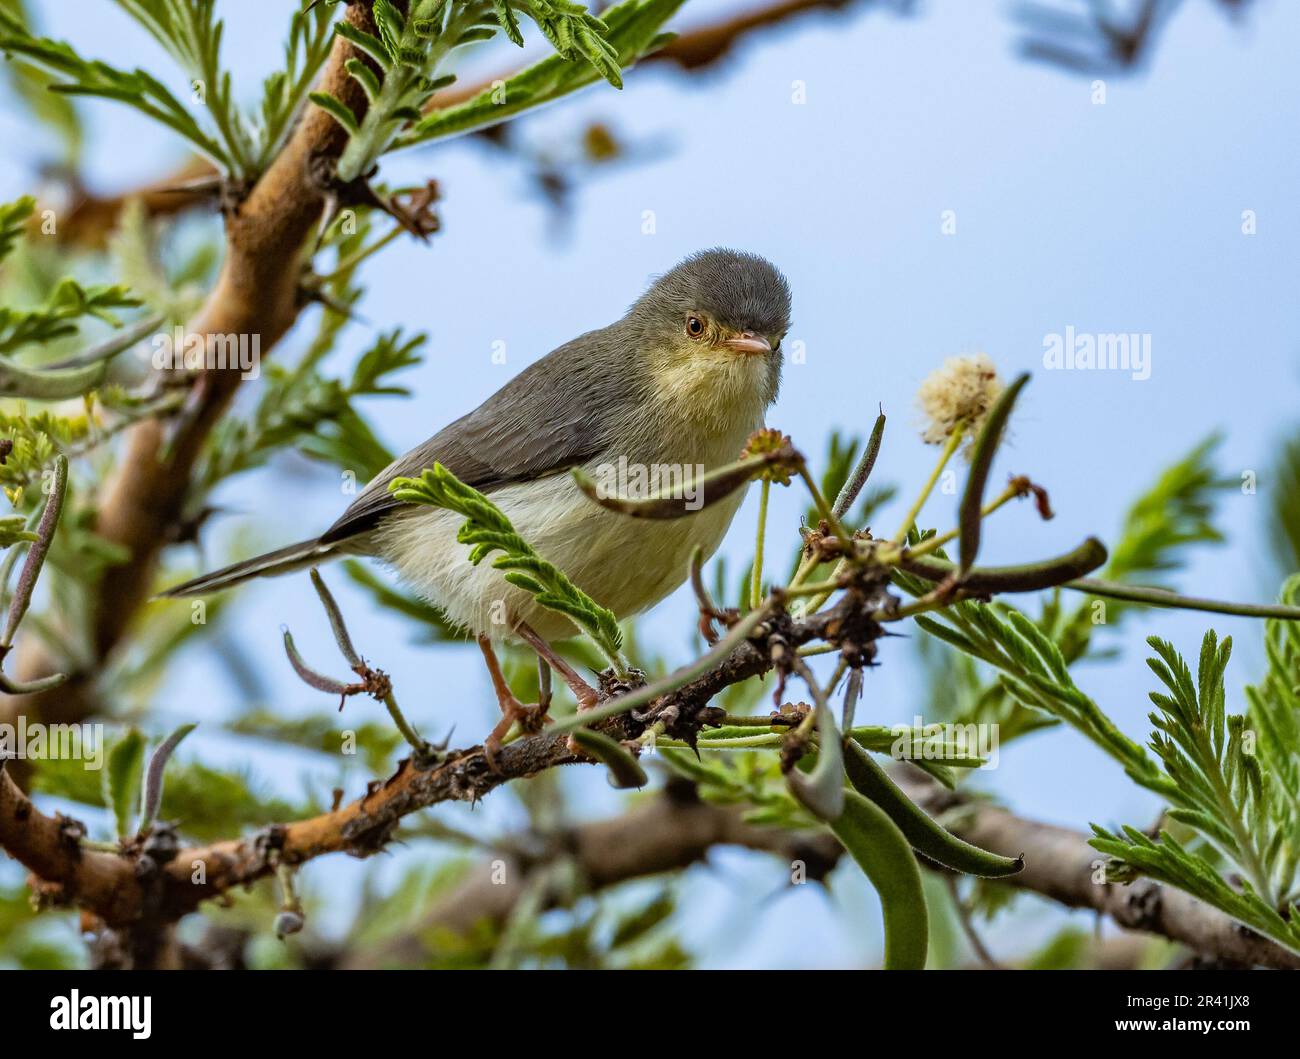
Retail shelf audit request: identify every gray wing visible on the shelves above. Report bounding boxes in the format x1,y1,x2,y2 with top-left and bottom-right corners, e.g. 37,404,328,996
320,326,636,544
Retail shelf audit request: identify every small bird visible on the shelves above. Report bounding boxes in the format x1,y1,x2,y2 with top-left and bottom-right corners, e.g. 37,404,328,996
164,249,791,758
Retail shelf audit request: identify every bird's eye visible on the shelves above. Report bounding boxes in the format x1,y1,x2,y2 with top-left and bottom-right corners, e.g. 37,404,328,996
685,315,705,339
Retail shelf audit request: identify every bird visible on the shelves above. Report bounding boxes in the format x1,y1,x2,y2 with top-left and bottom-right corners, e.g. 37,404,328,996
163,248,792,761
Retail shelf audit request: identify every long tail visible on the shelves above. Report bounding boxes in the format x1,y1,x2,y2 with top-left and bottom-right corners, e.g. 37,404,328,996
158,538,339,598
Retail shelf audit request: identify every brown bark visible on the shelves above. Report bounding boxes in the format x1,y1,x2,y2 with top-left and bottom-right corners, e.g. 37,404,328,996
0,760,142,925
39,156,216,251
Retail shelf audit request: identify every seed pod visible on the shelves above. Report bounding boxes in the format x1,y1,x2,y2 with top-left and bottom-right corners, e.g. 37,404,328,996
830,790,928,970
844,740,1023,878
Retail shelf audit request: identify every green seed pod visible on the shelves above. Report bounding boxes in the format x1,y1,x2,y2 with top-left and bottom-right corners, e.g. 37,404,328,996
830,790,928,970
0,356,112,400
571,728,647,789
844,740,1023,878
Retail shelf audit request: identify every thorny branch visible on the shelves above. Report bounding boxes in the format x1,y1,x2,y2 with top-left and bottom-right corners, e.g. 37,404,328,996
5,560,1300,969
7,715,1299,968
0,590,869,927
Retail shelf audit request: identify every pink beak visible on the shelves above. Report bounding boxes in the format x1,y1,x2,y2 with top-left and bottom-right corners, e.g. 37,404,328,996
722,331,772,355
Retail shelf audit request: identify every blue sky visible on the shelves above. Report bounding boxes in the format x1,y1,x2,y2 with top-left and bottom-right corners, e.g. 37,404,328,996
3,0,1298,966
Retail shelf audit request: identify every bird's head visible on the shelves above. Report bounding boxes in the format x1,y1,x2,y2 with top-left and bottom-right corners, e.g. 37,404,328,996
628,248,791,410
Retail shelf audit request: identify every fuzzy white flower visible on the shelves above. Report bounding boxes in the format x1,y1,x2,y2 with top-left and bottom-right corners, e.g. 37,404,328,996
916,353,1005,455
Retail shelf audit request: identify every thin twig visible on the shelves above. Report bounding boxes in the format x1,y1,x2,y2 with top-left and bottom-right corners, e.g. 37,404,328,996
1064,579,1300,621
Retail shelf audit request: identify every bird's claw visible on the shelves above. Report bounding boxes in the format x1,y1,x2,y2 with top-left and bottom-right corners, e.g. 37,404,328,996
482,698,552,774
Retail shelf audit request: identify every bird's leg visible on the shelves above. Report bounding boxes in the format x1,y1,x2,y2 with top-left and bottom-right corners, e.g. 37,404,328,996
514,622,600,712
476,635,548,771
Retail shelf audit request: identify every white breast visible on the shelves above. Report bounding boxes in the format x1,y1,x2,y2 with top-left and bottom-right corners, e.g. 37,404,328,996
372,409,764,643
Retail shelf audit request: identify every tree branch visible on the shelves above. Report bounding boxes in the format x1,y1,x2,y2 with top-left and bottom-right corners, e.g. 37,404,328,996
1,2,383,742
8,673,1300,968
895,767,1300,971
341,763,1300,970
644,0,860,70
359,765,1300,970
0,759,143,925
0,595,855,931
38,157,216,250
343,779,841,967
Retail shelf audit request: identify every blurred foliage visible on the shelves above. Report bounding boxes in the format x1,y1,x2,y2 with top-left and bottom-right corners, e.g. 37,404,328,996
198,321,421,492
0,0,82,164
0,883,82,969
1268,432,1300,579
31,751,312,843
227,708,404,776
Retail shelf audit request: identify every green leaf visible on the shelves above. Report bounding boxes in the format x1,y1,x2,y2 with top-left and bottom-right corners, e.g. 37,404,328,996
403,0,686,147
198,319,417,490
0,6,238,169
0,196,35,263
256,0,337,165
102,728,145,840
912,433,1234,759
571,728,647,788
1268,434,1300,577
372,0,406,60
784,698,844,822
345,57,382,102
1090,826,1300,957
309,90,360,134
0,516,35,548
0,1,81,162
1103,433,1228,588
493,0,525,46
334,21,392,70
